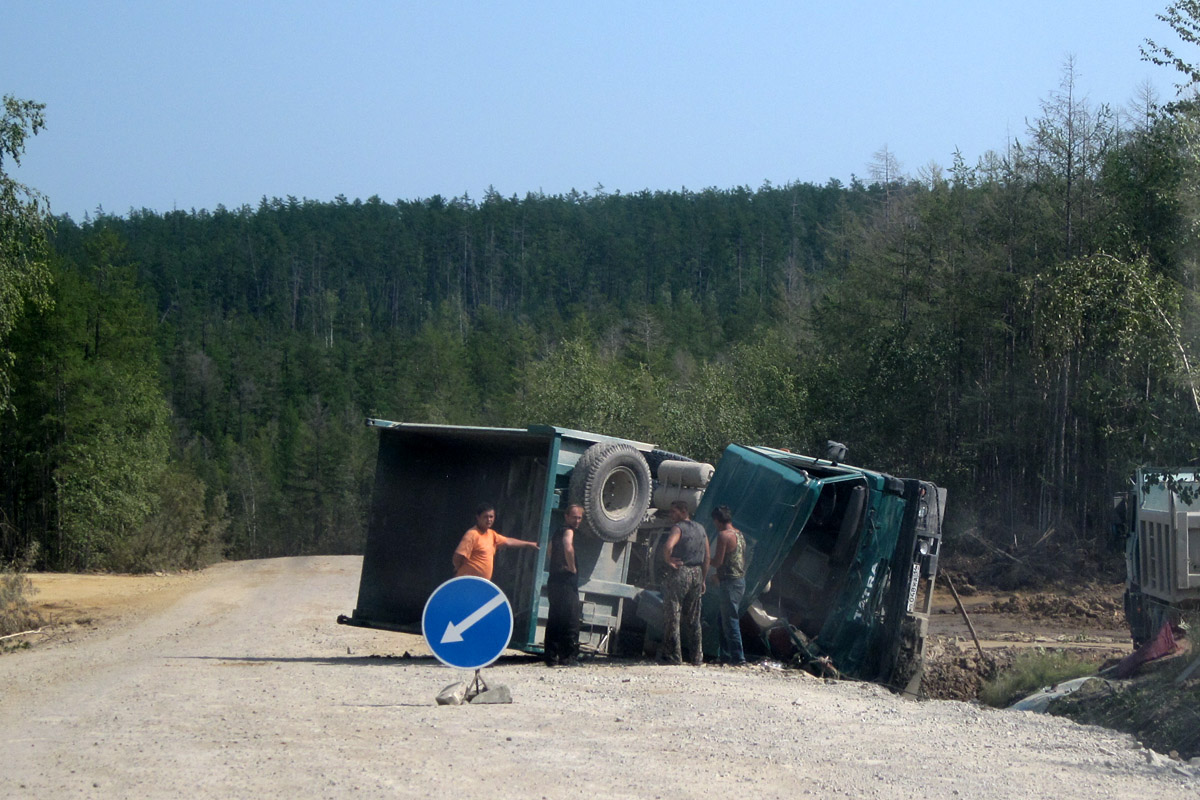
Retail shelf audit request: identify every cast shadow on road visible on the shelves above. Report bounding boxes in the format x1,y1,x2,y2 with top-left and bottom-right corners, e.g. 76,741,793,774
173,653,657,668
172,653,551,667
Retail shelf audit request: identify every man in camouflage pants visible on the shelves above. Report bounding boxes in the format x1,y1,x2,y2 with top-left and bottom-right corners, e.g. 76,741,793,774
658,501,710,665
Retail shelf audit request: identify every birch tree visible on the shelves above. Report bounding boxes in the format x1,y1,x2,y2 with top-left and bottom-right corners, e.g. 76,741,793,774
0,96,52,412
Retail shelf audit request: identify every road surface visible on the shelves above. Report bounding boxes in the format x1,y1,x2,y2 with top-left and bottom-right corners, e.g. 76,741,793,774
1,557,1195,798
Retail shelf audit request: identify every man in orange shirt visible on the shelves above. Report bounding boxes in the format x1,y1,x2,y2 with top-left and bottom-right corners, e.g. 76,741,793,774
452,503,539,580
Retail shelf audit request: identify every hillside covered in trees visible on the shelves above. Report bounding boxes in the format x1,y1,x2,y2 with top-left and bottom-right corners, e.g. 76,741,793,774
6,51,1200,581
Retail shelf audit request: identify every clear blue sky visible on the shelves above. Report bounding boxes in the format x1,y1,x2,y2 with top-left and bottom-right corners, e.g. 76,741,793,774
1,1,1185,221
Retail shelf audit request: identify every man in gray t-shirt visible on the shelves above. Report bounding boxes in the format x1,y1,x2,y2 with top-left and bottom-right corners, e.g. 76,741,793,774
659,501,710,665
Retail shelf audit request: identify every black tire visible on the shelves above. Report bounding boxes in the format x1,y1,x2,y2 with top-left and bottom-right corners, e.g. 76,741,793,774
569,443,652,542
889,616,926,697
1124,589,1151,647
644,448,696,478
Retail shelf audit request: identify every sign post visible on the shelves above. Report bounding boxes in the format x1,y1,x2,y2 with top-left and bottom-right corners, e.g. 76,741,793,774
422,576,514,696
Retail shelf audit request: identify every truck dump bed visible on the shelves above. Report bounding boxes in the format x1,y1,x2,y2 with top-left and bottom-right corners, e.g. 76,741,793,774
340,421,649,653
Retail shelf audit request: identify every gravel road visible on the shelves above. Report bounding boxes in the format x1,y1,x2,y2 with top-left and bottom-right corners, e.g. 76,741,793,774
1,556,1196,799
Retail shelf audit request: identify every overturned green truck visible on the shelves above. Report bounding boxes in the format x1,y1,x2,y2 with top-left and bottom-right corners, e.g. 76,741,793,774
338,421,946,694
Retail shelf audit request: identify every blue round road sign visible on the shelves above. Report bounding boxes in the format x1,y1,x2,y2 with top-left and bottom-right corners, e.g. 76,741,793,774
422,576,514,669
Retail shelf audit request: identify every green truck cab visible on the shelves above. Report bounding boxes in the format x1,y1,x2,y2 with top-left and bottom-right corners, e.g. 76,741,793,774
338,421,945,693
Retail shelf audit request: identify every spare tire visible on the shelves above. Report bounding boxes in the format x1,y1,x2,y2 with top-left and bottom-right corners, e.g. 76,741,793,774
644,448,696,478
569,443,652,542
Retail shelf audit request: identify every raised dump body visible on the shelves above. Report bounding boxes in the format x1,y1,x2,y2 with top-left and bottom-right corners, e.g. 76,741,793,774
338,421,652,653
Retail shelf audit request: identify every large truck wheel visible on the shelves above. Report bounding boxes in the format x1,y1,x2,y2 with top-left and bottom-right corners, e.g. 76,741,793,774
889,615,926,697
569,443,652,542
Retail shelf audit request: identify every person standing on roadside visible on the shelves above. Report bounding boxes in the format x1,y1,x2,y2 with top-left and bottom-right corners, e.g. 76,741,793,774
544,504,584,667
452,503,538,580
709,505,747,665
659,501,709,665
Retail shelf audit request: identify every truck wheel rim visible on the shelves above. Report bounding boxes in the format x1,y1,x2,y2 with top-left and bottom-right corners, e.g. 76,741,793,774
601,466,638,520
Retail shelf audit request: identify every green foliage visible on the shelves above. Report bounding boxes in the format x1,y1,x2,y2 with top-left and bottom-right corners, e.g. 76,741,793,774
0,95,53,412
718,335,809,450
520,331,806,464
979,649,1097,708
54,368,170,568
655,360,754,462
466,305,536,424
2,233,172,569
521,337,650,438
272,399,372,556
52,312,172,568
400,303,478,424
1143,1,1200,103
1100,114,1187,273
1029,254,1177,366
106,464,227,573
1024,253,1199,532
8,76,1200,573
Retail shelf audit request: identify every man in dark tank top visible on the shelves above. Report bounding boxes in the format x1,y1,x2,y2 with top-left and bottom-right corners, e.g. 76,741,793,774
658,501,710,665
544,504,584,666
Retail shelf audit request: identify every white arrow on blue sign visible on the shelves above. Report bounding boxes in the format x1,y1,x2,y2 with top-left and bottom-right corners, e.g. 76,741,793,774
422,576,514,669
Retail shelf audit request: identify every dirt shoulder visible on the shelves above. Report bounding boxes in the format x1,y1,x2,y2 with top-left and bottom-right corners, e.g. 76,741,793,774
3,570,206,651
923,579,1132,701
27,571,204,623
928,580,1130,644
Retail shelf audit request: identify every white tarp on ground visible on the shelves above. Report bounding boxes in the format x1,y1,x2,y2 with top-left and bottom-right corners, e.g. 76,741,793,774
1010,676,1100,713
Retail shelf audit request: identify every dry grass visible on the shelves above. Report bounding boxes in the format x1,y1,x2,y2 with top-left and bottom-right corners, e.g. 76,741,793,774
1,543,44,639
979,648,1097,708
1,569,42,638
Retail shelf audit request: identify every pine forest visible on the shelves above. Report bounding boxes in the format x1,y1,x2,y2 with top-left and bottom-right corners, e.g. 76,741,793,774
6,54,1200,585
